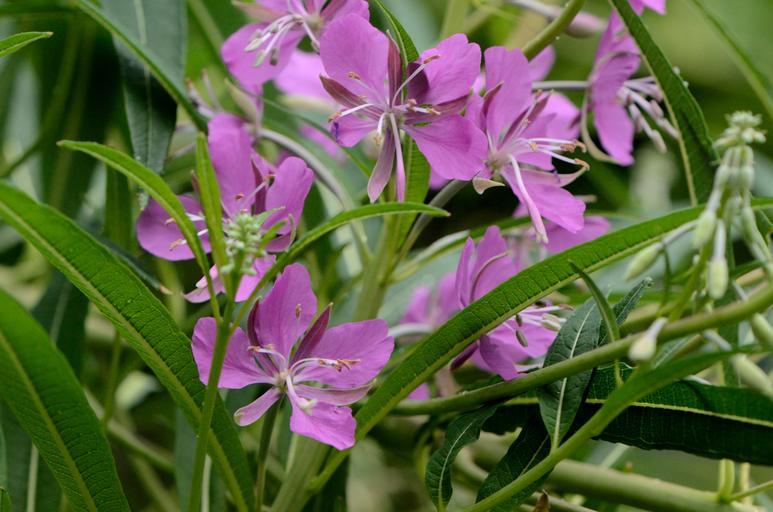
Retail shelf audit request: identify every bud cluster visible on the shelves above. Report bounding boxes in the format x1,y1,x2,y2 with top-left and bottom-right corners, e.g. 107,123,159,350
221,211,273,276
692,112,770,300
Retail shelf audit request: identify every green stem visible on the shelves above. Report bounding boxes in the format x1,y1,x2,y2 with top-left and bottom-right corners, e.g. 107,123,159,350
439,0,471,39
270,437,329,512
464,350,726,512
717,459,736,501
547,460,758,512
390,284,773,416
522,0,586,59
728,480,773,502
353,217,394,320
100,332,123,426
255,402,279,510
188,300,235,512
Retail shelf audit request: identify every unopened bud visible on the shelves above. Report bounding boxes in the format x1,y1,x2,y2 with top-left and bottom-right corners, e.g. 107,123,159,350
738,165,754,191
707,258,729,300
692,210,717,248
731,355,773,397
715,162,733,189
628,317,667,363
540,314,564,332
750,314,773,350
625,244,661,281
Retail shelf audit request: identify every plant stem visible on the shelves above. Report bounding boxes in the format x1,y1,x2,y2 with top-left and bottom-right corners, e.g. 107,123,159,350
547,460,759,512
188,300,235,512
100,332,123,426
532,80,589,90
717,459,736,501
463,350,729,512
255,402,279,510
728,480,773,502
522,0,586,59
270,437,329,512
390,284,773,416
440,0,471,39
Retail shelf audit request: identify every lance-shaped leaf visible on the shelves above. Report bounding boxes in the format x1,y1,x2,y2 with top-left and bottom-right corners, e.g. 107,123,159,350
350,199,773,452
0,183,254,512
537,299,602,450
0,32,51,58
0,289,129,511
609,0,718,204
425,405,500,511
101,0,184,172
476,418,551,512
485,365,773,465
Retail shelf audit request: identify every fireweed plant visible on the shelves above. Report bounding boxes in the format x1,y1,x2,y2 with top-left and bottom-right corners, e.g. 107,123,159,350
0,0,771,511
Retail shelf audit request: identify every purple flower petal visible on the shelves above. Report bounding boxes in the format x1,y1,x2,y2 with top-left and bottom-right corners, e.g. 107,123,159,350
136,196,209,261
294,319,393,388
234,388,282,426
405,115,486,181
546,216,610,253
594,100,636,166
254,263,317,358
289,400,355,450
207,113,258,216
401,285,431,325
275,51,329,100
483,46,532,142
295,384,370,406
192,318,273,388
222,23,302,94
410,34,481,106
184,256,275,304
320,14,389,102
264,156,314,252
407,384,431,401
528,46,555,82
321,0,369,22
367,130,395,202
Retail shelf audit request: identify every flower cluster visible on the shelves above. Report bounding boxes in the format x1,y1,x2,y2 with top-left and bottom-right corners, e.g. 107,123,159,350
132,0,681,449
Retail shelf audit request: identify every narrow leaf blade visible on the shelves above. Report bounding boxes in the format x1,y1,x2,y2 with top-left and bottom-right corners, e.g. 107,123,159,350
0,290,129,511
0,32,51,58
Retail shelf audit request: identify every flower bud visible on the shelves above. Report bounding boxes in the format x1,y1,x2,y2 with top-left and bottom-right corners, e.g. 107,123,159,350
707,258,729,300
625,244,661,281
628,317,667,363
738,165,755,192
750,314,773,350
731,355,773,397
715,162,733,189
692,210,716,248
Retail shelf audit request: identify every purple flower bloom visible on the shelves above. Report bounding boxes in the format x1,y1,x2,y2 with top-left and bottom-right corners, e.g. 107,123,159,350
136,113,313,302
319,15,486,201
586,14,676,165
544,215,610,253
629,0,666,15
222,0,368,94
465,46,587,244
192,263,393,450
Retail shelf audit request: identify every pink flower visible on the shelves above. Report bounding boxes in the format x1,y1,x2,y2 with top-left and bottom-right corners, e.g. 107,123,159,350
629,0,666,15
466,46,587,244
222,0,368,94
586,14,676,165
192,264,393,450
136,113,313,302
319,15,486,201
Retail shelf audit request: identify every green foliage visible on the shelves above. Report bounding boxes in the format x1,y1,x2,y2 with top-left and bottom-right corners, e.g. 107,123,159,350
609,0,719,204
537,299,603,449
0,32,51,58
425,405,500,511
102,0,184,172
0,183,254,512
0,289,129,511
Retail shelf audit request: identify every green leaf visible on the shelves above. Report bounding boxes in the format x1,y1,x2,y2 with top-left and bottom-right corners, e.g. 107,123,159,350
352,199,773,446
475,418,551,511
425,405,500,511
277,202,448,271
687,0,773,120
486,365,773,465
0,289,129,511
59,141,211,275
371,0,419,63
537,300,602,449
73,0,204,130
0,487,9,512
0,32,51,58
609,0,718,204
570,263,619,342
599,278,651,345
0,183,254,512
102,0,184,171
194,133,227,278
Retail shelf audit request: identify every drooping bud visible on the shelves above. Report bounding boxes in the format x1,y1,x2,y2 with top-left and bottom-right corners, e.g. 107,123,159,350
692,210,717,249
628,317,667,363
731,355,773,397
750,314,773,350
707,258,729,300
625,244,662,281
